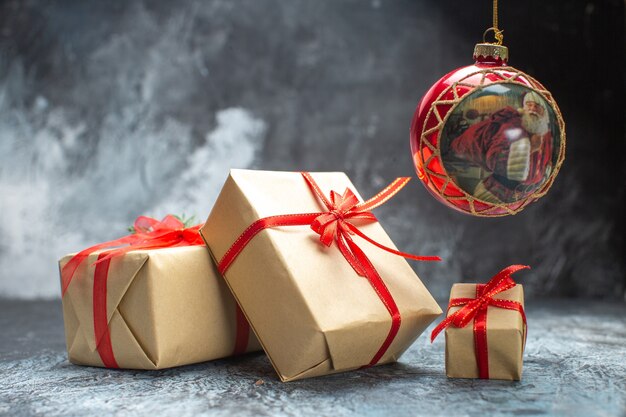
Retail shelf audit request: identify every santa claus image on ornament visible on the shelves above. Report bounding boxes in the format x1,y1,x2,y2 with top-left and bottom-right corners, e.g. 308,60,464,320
440,84,559,204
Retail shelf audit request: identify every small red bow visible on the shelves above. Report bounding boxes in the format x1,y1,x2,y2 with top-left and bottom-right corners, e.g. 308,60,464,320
430,264,529,379
303,173,440,277
61,215,204,295
310,187,375,247
431,265,528,341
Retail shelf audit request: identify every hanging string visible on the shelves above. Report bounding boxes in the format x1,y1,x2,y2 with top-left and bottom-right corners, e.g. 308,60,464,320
493,0,499,33
483,0,505,45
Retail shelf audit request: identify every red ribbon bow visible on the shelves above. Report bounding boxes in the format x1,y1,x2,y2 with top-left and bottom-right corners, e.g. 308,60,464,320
218,172,441,368
430,264,529,379
306,175,439,277
60,215,210,368
61,215,204,295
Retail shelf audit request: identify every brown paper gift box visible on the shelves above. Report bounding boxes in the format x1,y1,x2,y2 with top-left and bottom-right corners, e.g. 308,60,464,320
59,245,261,369
445,283,526,380
200,169,442,381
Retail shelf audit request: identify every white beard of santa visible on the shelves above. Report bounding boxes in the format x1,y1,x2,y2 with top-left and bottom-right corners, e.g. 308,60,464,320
521,110,550,136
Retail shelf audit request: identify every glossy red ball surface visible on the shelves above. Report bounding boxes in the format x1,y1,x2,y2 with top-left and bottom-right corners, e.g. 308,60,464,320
409,58,565,216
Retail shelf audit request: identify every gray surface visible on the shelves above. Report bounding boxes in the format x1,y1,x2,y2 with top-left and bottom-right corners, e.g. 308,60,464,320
1,299,625,417
0,0,624,300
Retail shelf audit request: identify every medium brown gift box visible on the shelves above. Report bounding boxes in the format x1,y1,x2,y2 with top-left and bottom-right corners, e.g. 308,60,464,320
445,283,526,380
201,169,442,382
59,246,261,369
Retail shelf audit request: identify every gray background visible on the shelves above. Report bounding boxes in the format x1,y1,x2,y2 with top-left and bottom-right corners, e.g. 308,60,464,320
0,0,623,300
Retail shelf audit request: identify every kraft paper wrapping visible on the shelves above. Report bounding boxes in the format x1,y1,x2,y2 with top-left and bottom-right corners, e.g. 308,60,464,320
445,283,526,380
59,245,261,370
201,169,442,382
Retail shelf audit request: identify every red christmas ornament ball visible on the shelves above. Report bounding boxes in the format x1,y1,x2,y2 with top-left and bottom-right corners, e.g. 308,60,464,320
410,43,565,216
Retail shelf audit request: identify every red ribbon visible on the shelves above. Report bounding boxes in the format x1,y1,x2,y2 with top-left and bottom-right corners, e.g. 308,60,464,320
60,215,250,368
218,172,441,367
430,265,529,379
92,253,118,368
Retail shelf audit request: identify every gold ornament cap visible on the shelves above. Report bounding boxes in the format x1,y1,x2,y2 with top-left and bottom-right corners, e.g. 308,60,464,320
473,43,509,63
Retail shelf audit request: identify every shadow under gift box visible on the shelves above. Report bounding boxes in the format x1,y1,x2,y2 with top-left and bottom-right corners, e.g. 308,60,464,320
445,283,526,380
201,169,442,382
59,246,261,369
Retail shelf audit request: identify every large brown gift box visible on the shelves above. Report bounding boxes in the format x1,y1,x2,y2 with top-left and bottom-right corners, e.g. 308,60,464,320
201,169,442,382
59,246,261,369
445,283,526,380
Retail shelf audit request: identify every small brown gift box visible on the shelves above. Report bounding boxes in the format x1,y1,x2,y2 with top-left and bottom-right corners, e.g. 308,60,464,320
201,169,442,381
445,283,526,380
59,246,261,369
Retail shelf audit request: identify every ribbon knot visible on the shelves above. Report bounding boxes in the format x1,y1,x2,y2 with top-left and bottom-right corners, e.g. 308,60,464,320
310,188,370,247
300,176,440,279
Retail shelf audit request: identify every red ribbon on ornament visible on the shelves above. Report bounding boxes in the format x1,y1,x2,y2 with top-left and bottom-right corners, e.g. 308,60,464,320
218,172,441,367
430,264,529,379
60,215,250,368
